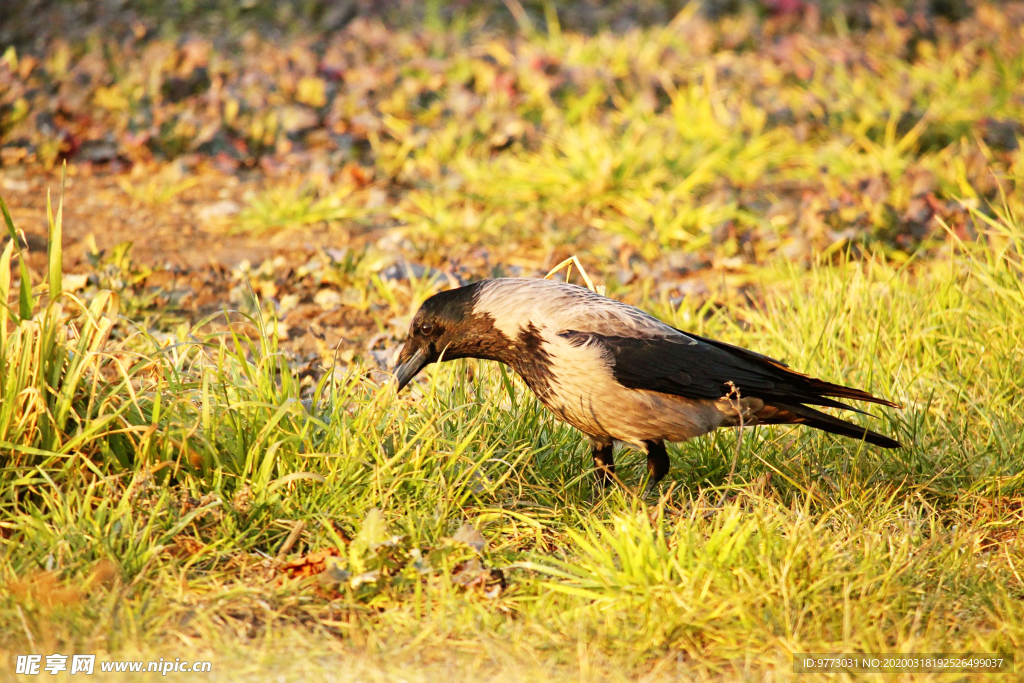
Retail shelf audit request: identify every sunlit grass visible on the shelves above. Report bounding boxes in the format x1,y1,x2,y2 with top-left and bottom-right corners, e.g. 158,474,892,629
2,181,1023,679
2,5,1024,679
236,183,369,235
117,169,204,207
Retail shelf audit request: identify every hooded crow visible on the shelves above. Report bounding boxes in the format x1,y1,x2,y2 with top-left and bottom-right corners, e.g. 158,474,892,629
393,278,901,489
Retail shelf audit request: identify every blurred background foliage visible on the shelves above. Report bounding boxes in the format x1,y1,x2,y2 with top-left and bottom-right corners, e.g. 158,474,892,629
1,0,986,47
2,0,1022,359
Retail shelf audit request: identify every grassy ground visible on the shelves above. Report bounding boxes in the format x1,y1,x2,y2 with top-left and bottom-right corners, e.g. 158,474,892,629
2,2,1024,681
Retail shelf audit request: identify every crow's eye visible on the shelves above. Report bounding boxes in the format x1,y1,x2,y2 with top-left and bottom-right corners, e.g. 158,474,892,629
419,321,435,336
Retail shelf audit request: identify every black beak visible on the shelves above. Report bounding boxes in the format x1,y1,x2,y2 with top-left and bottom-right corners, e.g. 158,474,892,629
393,345,430,392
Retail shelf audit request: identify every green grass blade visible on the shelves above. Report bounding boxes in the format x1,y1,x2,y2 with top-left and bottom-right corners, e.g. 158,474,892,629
0,192,33,320
0,237,12,339
46,167,65,303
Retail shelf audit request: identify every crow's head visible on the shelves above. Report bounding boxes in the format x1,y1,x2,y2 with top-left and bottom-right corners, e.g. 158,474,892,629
393,282,504,391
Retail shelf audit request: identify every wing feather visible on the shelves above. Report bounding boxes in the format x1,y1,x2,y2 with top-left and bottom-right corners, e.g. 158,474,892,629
559,329,897,412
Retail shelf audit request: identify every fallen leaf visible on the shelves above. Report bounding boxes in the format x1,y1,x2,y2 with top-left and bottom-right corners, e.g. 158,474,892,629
281,548,342,579
451,523,487,552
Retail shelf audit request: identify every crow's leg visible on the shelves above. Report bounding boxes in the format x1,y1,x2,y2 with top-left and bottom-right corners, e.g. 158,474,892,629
643,440,670,494
589,437,616,487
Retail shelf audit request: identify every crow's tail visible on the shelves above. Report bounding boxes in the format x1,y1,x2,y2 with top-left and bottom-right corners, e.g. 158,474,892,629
762,402,902,449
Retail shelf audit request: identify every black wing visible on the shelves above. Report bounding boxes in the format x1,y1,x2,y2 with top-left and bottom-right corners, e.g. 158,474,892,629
558,329,898,413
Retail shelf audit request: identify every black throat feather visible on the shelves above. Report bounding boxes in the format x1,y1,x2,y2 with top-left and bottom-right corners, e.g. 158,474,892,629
510,322,555,393
421,281,557,393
